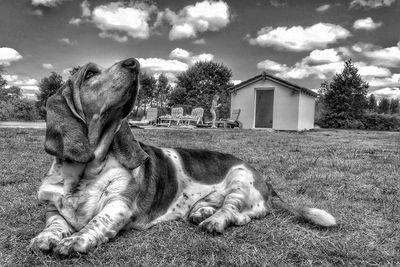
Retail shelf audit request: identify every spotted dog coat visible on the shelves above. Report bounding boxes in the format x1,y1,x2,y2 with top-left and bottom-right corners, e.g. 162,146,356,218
30,59,336,257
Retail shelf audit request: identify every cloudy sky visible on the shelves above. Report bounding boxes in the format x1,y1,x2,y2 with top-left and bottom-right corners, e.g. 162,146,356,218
1,0,399,99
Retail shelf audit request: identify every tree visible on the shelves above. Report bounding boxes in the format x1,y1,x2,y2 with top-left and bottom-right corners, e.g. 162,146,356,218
390,98,399,114
0,86,22,101
368,94,377,112
320,59,369,120
155,74,171,109
36,72,64,118
378,98,390,114
168,87,187,107
171,61,233,118
138,72,157,108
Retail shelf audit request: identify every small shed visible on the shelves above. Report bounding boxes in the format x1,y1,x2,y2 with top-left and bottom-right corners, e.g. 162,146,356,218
230,72,318,131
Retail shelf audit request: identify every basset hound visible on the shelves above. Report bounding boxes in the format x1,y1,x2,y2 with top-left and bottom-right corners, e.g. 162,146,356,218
29,58,336,256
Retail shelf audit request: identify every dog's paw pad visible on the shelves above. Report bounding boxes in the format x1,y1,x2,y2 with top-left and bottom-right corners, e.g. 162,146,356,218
53,236,90,257
199,217,226,235
29,232,61,253
189,207,216,225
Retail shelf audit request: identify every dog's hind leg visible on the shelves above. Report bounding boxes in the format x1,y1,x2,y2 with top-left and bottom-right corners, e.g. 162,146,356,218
198,177,255,234
188,191,225,225
198,186,251,234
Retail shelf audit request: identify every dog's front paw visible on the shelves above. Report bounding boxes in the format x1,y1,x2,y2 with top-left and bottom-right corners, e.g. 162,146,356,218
199,216,227,235
29,231,62,253
53,235,91,257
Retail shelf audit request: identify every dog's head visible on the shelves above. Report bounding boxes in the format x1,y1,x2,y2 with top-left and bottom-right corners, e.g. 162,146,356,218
45,58,146,166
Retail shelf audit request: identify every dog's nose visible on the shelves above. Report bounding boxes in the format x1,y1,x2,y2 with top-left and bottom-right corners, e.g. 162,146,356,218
122,58,139,70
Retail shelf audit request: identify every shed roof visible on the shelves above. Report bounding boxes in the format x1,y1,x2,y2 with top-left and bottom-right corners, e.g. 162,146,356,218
230,72,319,98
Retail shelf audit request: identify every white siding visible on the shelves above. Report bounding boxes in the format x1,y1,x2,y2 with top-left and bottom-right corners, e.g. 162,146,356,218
297,93,315,130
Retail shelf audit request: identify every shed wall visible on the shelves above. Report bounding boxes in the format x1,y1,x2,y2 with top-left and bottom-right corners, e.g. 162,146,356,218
297,93,315,130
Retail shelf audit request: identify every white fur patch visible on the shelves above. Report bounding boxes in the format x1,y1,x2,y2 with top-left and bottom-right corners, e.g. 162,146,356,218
302,208,336,227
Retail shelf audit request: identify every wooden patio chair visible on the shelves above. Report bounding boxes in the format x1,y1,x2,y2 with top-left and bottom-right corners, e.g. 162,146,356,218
215,108,241,128
128,107,158,127
158,107,183,127
145,107,158,125
180,107,204,125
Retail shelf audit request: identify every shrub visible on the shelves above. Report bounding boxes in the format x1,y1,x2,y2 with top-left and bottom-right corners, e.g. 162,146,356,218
361,113,400,131
316,112,400,131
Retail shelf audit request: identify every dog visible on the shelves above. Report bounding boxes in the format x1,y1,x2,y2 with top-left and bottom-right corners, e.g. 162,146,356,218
29,58,336,257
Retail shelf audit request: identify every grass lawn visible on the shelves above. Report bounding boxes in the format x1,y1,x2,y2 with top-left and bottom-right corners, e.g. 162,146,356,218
0,127,399,266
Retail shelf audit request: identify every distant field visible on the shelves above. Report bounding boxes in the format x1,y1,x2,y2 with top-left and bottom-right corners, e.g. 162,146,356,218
0,128,399,266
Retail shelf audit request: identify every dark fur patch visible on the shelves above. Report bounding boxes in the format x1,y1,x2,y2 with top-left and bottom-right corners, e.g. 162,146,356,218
131,144,179,222
111,120,149,170
174,148,243,184
45,87,93,163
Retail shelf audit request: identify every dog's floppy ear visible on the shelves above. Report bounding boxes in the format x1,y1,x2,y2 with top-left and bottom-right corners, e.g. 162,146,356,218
111,119,148,169
44,82,94,163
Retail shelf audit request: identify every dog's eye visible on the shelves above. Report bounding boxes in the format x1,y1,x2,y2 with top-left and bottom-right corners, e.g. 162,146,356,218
85,70,97,80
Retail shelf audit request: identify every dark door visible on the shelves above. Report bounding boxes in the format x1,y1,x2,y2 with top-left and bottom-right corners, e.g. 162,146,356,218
255,90,274,128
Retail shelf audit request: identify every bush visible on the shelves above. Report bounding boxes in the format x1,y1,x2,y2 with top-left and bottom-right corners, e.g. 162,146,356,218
0,98,40,121
316,112,400,131
361,113,400,131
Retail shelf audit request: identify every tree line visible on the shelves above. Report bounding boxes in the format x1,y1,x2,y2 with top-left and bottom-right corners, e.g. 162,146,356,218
0,61,233,121
1,59,399,131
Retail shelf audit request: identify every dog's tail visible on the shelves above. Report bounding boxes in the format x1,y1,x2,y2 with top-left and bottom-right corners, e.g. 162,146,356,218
267,182,336,227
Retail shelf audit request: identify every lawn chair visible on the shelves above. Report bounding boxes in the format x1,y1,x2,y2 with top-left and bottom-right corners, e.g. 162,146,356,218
180,107,204,125
145,107,158,125
128,107,158,127
215,108,241,128
158,107,183,127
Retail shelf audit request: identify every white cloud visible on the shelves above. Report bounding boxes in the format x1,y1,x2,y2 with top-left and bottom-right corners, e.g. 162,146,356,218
367,73,400,87
270,0,287,8
0,47,23,66
165,0,231,40
138,48,214,78
193,38,206,44
351,42,379,53
231,80,242,85
256,43,392,82
169,48,214,64
3,74,39,91
303,48,343,64
353,17,382,30
31,0,69,7
191,53,214,63
257,59,289,72
349,0,396,9
91,2,158,41
169,48,191,60
357,65,391,77
316,4,330,12
98,32,128,43
248,23,351,51
59,38,77,45
69,18,82,25
42,63,54,70
137,58,188,73
370,87,400,99
81,0,91,17
29,9,43,16
359,43,400,67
